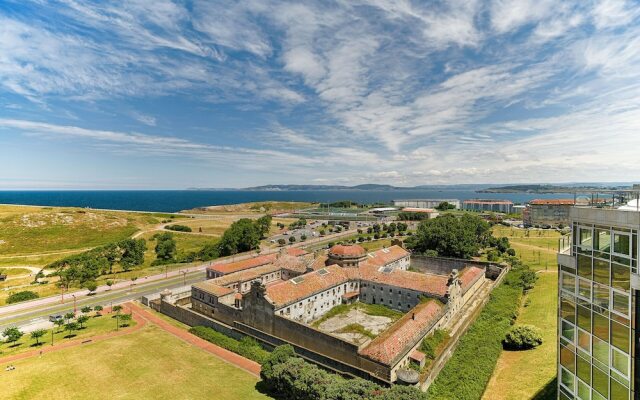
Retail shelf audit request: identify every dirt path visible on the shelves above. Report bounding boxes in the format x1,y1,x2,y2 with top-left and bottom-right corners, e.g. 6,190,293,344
128,302,262,377
0,305,146,365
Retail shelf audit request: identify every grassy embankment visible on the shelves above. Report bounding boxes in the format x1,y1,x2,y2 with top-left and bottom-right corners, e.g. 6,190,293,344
1,324,271,400
481,225,561,400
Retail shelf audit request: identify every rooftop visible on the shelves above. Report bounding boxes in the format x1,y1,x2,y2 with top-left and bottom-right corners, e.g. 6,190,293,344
213,263,282,287
329,244,366,257
208,254,276,275
401,207,437,213
458,266,485,293
529,199,575,205
359,263,449,297
366,245,410,267
359,300,443,365
463,199,513,205
192,280,235,297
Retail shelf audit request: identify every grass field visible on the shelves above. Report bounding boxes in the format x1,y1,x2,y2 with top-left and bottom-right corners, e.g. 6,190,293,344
482,226,561,399
1,324,271,400
0,311,135,358
0,205,162,256
182,201,315,214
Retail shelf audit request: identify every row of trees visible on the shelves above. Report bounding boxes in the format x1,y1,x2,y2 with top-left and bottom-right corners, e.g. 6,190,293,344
261,345,428,400
49,239,147,289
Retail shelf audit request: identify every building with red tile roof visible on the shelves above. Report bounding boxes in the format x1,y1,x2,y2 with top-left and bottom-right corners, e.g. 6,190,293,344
459,266,485,294
366,246,410,270
359,300,444,366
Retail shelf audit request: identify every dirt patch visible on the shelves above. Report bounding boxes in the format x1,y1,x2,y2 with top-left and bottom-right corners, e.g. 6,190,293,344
317,308,393,345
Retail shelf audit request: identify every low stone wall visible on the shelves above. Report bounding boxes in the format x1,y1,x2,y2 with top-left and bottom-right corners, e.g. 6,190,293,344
158,301,244,341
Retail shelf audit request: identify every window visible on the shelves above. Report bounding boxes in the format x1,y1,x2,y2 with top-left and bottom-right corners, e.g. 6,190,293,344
562,320,575,342
611,348,629,377
610,377,629,400
577,305,591,332
611,263,630,291
593,283,609,309
576,355,591,385
578,279,591,300
577,380,591,400
577,255,592,279
577,329,591,353
580,228,593,248
560,367,575,393
595,229,611,253
562,299,576,323
592,336,609,366
592,366,609,399
593,312,609,342
561,272,576,293
613,233,631,256
593,259,610,285
612,290,630,317
611,320,629,352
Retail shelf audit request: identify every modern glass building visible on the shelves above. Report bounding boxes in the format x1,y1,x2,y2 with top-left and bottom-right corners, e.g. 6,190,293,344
558,206,639,400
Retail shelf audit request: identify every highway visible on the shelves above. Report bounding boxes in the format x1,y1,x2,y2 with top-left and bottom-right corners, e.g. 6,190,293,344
0,269,206,331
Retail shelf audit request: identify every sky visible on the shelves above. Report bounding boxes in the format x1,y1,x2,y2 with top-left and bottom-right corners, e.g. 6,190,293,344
1,0,640,189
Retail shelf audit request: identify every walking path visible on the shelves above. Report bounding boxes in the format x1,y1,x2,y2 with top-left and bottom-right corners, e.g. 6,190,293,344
128,302,262,377
0,305,145,364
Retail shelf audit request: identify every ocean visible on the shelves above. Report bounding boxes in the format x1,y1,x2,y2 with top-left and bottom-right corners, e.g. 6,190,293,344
0,190,568,213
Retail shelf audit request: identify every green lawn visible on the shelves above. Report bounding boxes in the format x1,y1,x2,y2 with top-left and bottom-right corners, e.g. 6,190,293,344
481,225,560,399
312,302,403,327
2,324,270,400
0,311,135,358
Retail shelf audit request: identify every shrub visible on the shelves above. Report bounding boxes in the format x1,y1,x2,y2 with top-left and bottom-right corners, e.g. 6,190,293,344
420,329,448,360
7,290,39,304
165,224,192,232
189,326,269,364
506,248,516,257
487,249,500,262
503,325,543,350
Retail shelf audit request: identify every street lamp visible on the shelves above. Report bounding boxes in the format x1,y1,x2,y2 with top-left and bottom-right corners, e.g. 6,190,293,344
51,328,54,346
181,270,187,286
72,294,77,315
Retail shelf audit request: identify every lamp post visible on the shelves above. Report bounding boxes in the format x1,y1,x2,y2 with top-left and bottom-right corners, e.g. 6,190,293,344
181,270,187,286
72,294,77,315
51,328,54,346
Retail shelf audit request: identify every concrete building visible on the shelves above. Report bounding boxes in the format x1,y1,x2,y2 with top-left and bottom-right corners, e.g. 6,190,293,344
393,199,461,210
400,208,440,219
189,244,488,384
524,199,575,227
462,199,513,214
557,203,638,400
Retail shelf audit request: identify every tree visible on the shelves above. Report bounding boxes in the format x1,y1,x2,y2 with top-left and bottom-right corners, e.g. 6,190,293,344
436,201,456,211
300,234,307,241
81,306,92,314
277,238,286,246
85,280,98,294
30,329,46,346
77,315,90,329
119,239,146,269
3,327,23,345
118,313,132,327
64,312,75,322
506,248,516,257
64,322,79,338
54,319,65,332
112,305,123,314
412,214,490,259
94,305,103,316
487,249,500,262
106,280,113,290
154,233,177,262
503,325,543,350
288,236,296,243
6,290,39,304
255,215,272,239
216,219,262,256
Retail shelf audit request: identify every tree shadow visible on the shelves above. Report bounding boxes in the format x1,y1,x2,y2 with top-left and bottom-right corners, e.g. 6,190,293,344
120,323,130,328
30,342,44,348
63,334,77,339
8,343,22,348
532,377,557,400
254,381,280,399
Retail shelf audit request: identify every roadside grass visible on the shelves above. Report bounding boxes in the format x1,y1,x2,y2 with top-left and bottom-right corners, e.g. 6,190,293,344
0,205,159,256
482,272,557,400
0,268,32,276
2,324,271,400
0,310,135,358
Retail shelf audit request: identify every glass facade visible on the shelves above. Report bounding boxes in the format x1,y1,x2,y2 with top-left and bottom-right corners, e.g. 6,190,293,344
558,221,637,400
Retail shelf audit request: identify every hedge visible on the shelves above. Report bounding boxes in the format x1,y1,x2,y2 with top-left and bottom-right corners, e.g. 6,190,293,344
165,224,192,232
189,326,269,364
427,267,528,400
7,290,39,304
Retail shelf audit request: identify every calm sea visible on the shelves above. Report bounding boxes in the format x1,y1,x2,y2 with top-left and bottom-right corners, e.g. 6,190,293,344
0,190,567,213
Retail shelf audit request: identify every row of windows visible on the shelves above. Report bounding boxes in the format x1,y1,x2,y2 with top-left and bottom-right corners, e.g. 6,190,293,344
560,347,630,400
560,272,631,319
575,225,638,260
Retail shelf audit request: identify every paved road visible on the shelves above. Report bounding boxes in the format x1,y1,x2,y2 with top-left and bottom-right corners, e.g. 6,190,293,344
0,270,205,331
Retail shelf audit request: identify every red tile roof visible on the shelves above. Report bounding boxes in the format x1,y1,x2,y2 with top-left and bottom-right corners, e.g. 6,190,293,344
366,245,409,267
410,349,426,362
286,247,309,257
329,244,366,257
529,199,575,205
213,263,281,287
459,266,485,293
359,301,443,365
463,199,513,205
359,263,449,297
208,254,277,275
192,281,235,297
342,291,359,299
265,265,351,307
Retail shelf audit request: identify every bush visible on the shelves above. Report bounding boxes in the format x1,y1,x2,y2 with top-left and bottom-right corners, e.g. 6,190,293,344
189,326,269,364
487,249,500,262
165,224,192,232
420,329,448,360
7,290,39,304
503,325,543,350
506,248,516,257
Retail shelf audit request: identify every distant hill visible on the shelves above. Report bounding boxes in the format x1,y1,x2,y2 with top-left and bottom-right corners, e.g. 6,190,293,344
477,184,627,193
241,184,400,191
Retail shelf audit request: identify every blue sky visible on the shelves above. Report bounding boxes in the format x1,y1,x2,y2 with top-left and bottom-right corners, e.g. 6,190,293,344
1,0,640,189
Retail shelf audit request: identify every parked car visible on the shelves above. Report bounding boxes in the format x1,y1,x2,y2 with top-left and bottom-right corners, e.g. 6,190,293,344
49,314,63,323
